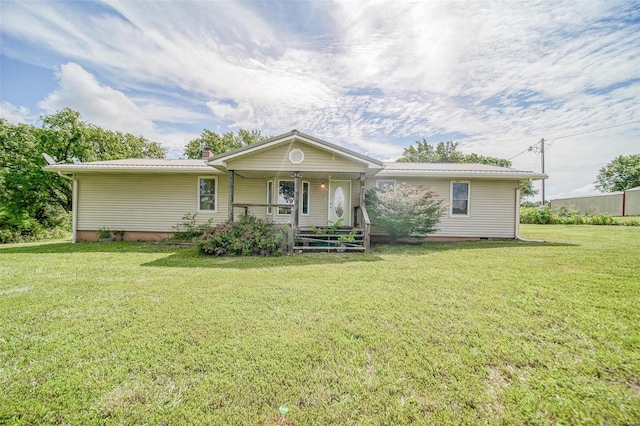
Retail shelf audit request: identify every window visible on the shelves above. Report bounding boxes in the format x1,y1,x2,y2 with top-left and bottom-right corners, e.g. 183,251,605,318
198,177,217,211
376,180,396,190
451,181,469,216
277,180,310,215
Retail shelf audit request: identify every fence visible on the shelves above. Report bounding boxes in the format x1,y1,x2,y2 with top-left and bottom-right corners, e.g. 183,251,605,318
550,186,640,216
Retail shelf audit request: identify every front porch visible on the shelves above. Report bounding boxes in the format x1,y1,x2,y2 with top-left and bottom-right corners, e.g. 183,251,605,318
206,129,385,254
227,172,372,254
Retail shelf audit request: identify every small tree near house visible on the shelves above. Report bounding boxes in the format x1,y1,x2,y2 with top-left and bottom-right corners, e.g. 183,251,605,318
366,183,445,243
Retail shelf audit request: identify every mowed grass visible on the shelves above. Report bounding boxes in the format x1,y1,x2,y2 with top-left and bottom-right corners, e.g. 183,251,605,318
0,225,639,425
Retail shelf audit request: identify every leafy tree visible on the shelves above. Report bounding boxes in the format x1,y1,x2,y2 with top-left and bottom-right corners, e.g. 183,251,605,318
0,109,165,242
594,154,640,192
398,139,511,166
365,183,445,242
398,139,463,163
184,129,268,159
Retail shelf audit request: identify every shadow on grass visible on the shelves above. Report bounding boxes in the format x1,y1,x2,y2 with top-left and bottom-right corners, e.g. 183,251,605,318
372,239,577,254
0,239,576,270
0,240,178,255
142,251,385,269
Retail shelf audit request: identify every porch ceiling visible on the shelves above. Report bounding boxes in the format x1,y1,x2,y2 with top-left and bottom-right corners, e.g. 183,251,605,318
233,170,368,181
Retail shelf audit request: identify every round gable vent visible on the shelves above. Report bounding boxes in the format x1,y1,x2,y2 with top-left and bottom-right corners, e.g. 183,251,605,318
288,149,304,164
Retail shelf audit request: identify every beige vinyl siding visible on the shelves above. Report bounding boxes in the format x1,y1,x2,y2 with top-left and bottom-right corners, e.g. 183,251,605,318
226,141,367,173
365,178,518,238
76,173,227,232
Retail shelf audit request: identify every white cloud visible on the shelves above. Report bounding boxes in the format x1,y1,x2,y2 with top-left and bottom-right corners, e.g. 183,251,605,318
0,102,33,124
37,63,203,153
39,63,154,135
1,0,638,196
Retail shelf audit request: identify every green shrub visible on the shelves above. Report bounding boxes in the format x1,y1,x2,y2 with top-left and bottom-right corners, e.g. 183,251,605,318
519,207,638,226
365,184,445,242
172,213,214,241
0,210,70,243
519,206,554,224
198,215,284,256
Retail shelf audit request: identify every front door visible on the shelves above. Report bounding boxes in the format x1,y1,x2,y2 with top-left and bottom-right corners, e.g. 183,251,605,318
328,180,351,226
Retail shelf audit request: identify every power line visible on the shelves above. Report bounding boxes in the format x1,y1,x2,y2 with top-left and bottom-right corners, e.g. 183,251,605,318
548,119,640,142
508,147,530,160
507,119,640,160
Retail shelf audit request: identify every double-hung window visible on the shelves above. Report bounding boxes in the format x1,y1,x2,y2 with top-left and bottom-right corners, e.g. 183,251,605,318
376,180,396,190
276,180,309,215
198,177,217,211
451,181,470,216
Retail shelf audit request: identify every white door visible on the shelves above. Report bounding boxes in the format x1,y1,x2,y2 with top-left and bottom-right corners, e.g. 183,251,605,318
328,180,351,226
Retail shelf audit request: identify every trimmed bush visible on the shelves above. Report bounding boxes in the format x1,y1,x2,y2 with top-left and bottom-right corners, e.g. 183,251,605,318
198,215,285,256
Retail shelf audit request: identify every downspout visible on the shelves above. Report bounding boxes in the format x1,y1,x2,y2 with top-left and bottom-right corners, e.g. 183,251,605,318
57,172,78,243
515,179,545,242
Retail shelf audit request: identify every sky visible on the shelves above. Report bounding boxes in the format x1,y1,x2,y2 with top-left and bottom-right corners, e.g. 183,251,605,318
1,0,639,200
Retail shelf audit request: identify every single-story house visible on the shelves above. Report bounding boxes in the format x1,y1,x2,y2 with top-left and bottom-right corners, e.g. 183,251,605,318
44,130,547,252
550,186,640,216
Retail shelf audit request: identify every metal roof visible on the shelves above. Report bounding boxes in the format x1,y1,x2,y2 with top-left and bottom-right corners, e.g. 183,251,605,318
378,162,547,180
44,158,217,173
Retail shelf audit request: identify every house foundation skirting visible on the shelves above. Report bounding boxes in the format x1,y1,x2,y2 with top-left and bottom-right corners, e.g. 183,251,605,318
76,230,175,242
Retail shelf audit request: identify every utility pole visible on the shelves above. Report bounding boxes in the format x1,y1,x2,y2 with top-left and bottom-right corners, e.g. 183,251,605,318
529,138,546,205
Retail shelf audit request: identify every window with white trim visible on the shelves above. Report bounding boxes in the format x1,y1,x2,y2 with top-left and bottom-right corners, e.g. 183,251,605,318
198,177,217,211
451,181,470,216
277,180,310,215
376,180,396,190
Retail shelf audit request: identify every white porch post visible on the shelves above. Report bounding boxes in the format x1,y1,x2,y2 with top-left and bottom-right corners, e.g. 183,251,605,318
292,172,303,229
228,170,235,222
72,178,78,243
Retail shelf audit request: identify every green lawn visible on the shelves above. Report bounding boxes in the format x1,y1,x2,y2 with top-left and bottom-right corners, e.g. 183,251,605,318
1,225,639,424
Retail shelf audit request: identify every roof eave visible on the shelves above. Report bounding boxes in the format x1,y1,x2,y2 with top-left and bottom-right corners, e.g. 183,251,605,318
377,170,548,180
43,165,220,174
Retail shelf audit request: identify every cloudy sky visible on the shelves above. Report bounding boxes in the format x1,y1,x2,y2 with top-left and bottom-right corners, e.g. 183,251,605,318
1,0,639,200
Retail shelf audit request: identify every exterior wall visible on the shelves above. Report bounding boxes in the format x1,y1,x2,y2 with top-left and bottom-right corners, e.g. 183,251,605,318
77,230,175,242
225,140,367,173
365,178,519,238
550,193,623,216
75,173,343,240
74,171,521,241
76,172,227,235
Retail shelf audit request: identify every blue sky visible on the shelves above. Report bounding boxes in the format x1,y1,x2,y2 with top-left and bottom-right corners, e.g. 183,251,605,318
1,0,639,200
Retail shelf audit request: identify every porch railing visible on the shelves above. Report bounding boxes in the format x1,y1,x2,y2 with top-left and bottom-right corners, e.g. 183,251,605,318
231,202,370,254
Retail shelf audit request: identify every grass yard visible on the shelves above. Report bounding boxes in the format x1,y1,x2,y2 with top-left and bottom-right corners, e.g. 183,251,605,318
1,225,639,424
